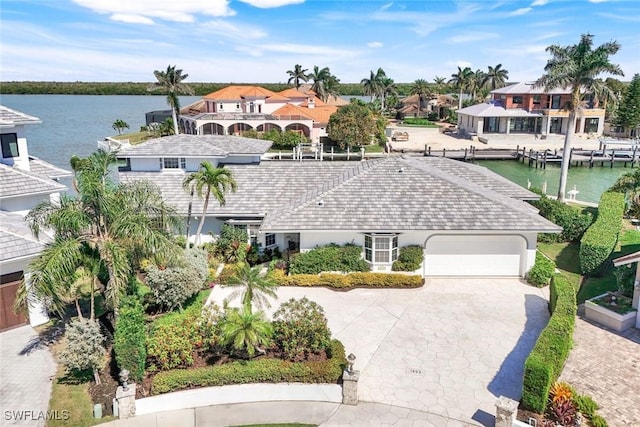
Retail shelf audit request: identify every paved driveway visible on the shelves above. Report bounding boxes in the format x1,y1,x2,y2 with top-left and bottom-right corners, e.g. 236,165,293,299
0,326,57,427
211,277,549,426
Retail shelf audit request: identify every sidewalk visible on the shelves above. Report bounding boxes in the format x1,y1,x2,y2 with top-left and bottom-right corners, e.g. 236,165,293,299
99,401,478,427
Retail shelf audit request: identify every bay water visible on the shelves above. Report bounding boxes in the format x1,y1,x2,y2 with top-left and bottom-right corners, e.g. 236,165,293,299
1,94,632,203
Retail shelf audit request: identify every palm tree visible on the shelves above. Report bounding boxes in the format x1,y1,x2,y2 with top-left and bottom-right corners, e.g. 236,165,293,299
468,69,487,102
220,308,273,358
226,264,278,313
449,66,474,110
182,161,237,246
483,64,509,91
410,79,432,113
150,65,194,135
309,66,341,102
286,64,309,90
433,76,447,93
380,76,396,112
610,168,640,217
536,33,623,202
16,150,182,318
112,119,129,135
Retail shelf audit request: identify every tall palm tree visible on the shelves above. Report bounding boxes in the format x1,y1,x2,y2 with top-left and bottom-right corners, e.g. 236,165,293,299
483,64,509,91
16,150,182,318
410,79,432,112
380,76,396,112
151,65,195,135
323,72,341,103
449,66,474,109
182,161,237,246
220,308,273,358
286,64,309,90
536,33,623,202
309,65,331,101
468,69,487,102
433,76,447,93
226,264,278,313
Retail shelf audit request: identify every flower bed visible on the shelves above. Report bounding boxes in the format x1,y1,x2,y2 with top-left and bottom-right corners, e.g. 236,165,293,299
585,292,637,332
268,269,424,289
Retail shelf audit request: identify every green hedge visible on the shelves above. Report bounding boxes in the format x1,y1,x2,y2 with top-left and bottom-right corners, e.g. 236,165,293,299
151,339,346,395
526,251,556,287
392,245,424,271
114,297,147,382
289,244,370,275
529,191,593,243
579,192,625,275
522,274,576,412
269,269,424,289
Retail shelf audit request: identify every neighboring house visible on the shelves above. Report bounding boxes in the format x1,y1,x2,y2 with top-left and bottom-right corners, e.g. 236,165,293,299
177,85,339,144
612,251,640,329
397,94,456,119
457,82,605,138
0,105,72,331
115,134,560,278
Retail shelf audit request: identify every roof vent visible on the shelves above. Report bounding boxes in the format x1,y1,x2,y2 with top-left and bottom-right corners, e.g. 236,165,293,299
318,199,325,207
399,167,404,173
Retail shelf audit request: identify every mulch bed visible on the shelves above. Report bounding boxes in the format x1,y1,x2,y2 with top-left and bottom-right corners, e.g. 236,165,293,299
88,350,119,416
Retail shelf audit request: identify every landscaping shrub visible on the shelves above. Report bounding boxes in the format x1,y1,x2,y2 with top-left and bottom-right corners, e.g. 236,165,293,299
146,291,209,371
146,248,209,311
288,244,369,275
526,251,556,287
273,298,332,361
591,414,608,427
573,394,599,420
392,245,423,271
114,297,147,382
522,274,576,412
579,192,625,275
529,191,593,243
151,339,346,394
59,318,106,384
402,117,437,127
613,264,635,297
269,269,424,289
209,224,249,263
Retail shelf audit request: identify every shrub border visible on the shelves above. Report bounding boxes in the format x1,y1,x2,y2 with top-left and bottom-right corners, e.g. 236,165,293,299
268,269,424,290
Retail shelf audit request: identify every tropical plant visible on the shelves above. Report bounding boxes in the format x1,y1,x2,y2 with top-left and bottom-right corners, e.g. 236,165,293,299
150,65,195,135
361,68,384,102
59,317,106,384
286,64,309,89
182,161,237,246
15,150,182,318
220,308,273,358
225,264,278,313
433,76,447,93
114,296,147,382
273,297,332,361
449,66,474,110
410,79,432,113
549,382,573,404
609,166,640,217
327,99,378,148
112,119,129,135
309,65,340,102
615,73,640,135
535,33,623,202
483,64,509,90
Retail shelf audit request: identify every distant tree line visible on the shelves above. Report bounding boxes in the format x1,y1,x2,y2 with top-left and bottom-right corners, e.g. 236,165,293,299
1,80,430,96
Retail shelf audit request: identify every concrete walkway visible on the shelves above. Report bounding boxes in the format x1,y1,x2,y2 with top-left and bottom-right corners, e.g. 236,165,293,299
0,325,57,427
559,310,640,426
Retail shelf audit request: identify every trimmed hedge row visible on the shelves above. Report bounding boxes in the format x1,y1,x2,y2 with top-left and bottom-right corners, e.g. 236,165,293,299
151,339,346,395
288,244,370,275
526,251,556,287
579,192,625,275
268,269,424,289
114,297,147,382
522,274,577,412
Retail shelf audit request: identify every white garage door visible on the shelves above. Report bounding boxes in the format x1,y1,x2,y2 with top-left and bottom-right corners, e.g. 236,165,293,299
424,235,525,276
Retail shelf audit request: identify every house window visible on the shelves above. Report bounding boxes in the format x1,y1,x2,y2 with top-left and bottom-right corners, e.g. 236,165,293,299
219,103,224,111
265,233,276,247
585,118,599,133
161,157,185,169
532,95,541,105
551,95,561,109
364,234,399,264
236,103,241,110
512,96,523,105
1,133,19,158
550,117,563,134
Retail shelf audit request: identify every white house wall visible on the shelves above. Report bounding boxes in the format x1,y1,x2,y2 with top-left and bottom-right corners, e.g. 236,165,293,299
1,126,31,171
130,158,161,172
0,193,53,214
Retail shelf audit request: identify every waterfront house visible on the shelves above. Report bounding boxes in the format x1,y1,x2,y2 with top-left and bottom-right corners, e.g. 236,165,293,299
0,105,71,330
176,85,339,145
113,134,560,278
456,82,605,139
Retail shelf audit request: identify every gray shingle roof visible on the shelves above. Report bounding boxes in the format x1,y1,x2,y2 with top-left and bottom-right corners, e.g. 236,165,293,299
0,105,41,127
0,211,48,262
117,135,273,158
28,157,73,180
0,164,67,199
120,156,560,233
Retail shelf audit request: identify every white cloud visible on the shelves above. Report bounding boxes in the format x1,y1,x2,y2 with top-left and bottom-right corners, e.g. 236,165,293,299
530,0,548,6
367,41,383,48
238,0,304,7
597,12,640,22
448,32,499,44
511,7,532,16
71,0,235,24
110,14,154,25
380,2,393,10
200,20,267,40
258,43,356,57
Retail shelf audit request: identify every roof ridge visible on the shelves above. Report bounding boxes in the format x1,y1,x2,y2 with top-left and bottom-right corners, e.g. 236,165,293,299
261,158,387,228
0,163,67,193
399,156,539,216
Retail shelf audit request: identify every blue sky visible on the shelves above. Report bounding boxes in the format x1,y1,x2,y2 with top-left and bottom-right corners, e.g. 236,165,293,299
1,0,639,84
